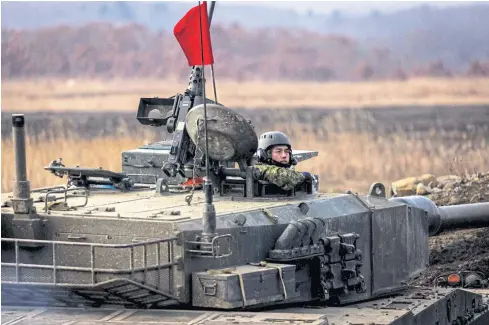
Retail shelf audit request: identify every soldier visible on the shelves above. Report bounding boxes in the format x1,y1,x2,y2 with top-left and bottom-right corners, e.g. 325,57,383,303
255,131,314,190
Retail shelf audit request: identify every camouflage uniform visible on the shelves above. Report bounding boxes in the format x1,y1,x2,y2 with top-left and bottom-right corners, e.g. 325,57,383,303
255,163,306,190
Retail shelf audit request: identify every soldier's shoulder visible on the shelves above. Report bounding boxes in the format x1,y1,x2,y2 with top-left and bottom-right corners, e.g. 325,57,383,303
254,163,273,171
254,163,282,169
255,164,298,177
256,163,289,176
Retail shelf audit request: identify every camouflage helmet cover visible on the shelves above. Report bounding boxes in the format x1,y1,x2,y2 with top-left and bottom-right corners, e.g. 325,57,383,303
258,131,292,151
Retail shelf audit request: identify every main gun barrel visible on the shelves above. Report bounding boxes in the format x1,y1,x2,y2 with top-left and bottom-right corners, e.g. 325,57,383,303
390,196,489,236
439,202,489,231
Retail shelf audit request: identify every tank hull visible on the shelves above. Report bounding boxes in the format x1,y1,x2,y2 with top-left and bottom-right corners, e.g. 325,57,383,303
1,190,430,309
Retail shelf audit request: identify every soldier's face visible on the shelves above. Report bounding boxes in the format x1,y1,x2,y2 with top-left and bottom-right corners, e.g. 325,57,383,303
271,145,290,164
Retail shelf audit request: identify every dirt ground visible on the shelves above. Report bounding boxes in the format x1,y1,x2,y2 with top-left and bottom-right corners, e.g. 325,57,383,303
409,172,489,286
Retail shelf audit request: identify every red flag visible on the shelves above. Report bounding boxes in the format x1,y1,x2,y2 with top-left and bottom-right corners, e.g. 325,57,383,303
174,1,214,66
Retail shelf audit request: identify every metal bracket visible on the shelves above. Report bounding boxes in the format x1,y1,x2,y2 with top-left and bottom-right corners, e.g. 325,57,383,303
368,182,386,198
155,178,170,195
44,187,89,212
186,234,233,258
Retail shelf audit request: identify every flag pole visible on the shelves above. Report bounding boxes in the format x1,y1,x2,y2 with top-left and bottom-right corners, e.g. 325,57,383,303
208,1,218,104
197,1,210,181
198,1,216,243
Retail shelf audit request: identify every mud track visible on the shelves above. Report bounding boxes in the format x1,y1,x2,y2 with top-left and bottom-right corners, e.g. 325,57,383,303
413,227,489,286
413,173,489,286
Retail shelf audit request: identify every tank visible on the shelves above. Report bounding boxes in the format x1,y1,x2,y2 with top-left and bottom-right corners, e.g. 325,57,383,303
3,4,489,325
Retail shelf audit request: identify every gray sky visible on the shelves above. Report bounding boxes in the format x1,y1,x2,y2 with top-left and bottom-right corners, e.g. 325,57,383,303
221,1,473,16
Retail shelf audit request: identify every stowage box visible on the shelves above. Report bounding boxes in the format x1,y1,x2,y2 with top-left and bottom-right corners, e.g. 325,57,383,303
192,264,297,309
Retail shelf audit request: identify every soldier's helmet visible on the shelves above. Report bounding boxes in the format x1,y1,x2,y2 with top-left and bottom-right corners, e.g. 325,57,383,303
257,131,294,166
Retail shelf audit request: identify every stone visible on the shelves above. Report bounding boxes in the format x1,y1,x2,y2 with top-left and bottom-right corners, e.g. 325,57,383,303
419,174,436,186
431,188,442,194
470,194,482,203
391,177,418,196
436,175,462,187
448,195,463,205
444,182,456,191
395,171,489,207
416,183,432,195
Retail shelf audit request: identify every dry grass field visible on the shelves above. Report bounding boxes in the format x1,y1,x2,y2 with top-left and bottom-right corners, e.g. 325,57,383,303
2,77,489,111
1,77,488,194
1,136,146,192
2,124,487,194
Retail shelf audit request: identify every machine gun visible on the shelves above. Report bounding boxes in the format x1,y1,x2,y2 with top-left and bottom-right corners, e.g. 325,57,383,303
135,66,216,184
41,68,216,192
44,158,135,191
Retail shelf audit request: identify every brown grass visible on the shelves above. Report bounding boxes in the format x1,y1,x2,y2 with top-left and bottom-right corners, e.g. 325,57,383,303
1,136,145,193
297,133,488,193
2,77,488,194
2,77,489,112
2,130,487,194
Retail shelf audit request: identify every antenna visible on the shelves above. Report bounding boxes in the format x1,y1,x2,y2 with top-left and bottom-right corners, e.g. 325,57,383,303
198,1,217,243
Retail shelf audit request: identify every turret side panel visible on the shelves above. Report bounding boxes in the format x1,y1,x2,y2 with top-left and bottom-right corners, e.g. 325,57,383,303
371,205,429,296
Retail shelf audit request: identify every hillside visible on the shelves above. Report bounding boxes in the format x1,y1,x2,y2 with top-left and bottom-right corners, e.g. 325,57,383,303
2,2,489,41
2,22,489,82
2,2,489,81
